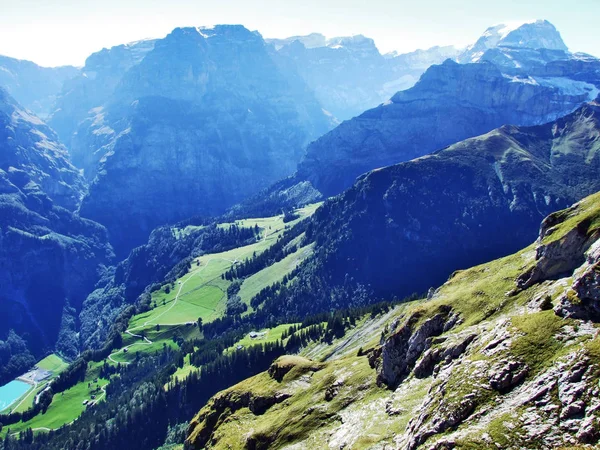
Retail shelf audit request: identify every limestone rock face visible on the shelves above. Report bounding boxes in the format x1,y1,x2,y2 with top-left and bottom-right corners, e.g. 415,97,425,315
517,208,597,289
48,38,156,149
66,25,332,256
373,309,451,387
554,240,600,320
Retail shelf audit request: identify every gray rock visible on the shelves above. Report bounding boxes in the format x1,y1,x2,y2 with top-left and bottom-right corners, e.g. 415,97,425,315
554,240,600,320
489,360,529,392
374,307,454,387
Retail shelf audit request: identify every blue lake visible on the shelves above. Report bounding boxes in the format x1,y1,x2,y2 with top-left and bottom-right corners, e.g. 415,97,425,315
0,380,32,411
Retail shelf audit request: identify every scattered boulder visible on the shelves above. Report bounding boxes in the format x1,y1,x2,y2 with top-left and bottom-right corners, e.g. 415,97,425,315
489,360,529,393
268,355,323,382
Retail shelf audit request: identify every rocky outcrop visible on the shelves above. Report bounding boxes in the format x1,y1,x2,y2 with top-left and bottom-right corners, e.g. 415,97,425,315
413,333,476,379
555,240,600,320
267,355,323,382
510,191,600,320
488,359,529,392
370,306,454,387
517,205,598,289
185,383,291,449
185,391,289,449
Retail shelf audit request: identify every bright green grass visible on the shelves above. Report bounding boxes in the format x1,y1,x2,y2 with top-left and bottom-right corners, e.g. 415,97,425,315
137,204,322,331
169,324,298,385
3,365,108,437
109,324,200,364
2,354,70,415
134,285,224,328
541,191,600,245
170,355,199,384
238,243,314,306
227,323,298,352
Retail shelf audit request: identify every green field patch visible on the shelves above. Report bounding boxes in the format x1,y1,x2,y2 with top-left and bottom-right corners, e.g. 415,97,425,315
36,355,68,373
110,324,199,364
3,365,108,437
228,324,298,352
239,243,314,307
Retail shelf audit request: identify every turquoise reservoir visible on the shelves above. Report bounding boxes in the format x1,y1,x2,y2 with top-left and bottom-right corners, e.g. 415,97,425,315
0,380,32,412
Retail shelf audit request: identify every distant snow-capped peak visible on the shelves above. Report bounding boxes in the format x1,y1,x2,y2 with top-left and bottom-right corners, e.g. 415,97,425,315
460,19,568,63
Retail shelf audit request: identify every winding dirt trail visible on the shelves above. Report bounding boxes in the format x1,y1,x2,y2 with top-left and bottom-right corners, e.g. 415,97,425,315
108,257,235,365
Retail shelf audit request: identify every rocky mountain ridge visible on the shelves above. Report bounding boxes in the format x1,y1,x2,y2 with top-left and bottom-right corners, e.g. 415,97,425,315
295,53,600,198
242,100,600,324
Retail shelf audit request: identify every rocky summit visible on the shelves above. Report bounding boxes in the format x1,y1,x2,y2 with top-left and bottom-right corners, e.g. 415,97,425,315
64,25,332,256
0,55,78,119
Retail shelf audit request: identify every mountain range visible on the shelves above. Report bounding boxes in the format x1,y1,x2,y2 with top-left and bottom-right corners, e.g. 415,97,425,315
0,17,599,450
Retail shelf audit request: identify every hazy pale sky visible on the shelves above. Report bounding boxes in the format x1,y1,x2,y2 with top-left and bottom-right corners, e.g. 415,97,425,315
0,0,598,67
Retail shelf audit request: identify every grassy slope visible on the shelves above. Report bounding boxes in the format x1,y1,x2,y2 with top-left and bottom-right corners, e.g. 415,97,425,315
2,363,108,437
186,192,600,450
0,354,69,416
227,323,298,352
135,203,321,332
7,205,322,435
238,242,315,307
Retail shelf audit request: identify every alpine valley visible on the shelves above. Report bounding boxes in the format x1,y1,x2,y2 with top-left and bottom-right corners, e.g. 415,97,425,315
0,16,598,450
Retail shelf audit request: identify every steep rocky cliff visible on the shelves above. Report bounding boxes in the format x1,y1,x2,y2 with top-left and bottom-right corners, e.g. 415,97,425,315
74,25,332,256
0,89,113,367
297,57,600,197
0,88,86,210
185,191,600,449
48,39,156,149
